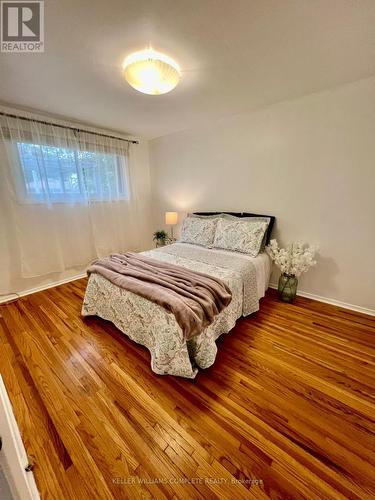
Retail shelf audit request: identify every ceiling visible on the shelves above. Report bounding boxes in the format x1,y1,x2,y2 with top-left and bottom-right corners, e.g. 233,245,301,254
1,0,375,139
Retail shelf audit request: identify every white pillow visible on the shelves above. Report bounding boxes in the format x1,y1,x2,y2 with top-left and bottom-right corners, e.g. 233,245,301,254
189,213,270,251
239,216,271,251
180,217,218,247
188,212,236,220
213,218,268,256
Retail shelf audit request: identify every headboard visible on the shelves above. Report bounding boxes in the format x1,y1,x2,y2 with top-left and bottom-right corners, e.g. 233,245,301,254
192,212,276,245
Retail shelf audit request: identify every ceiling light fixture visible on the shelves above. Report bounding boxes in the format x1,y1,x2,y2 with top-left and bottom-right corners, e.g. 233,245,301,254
122,48,181,95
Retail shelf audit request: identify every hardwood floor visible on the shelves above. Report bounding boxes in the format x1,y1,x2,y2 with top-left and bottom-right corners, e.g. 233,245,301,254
0,279,374,499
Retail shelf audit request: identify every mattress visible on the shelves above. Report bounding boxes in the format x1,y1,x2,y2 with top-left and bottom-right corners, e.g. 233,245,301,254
82,243,272,378
176,243,272,300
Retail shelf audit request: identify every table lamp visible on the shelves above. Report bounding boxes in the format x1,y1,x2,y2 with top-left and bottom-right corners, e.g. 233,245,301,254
165,211,178,240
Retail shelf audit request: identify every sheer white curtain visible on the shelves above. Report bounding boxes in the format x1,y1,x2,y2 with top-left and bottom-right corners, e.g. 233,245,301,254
0,113,142,294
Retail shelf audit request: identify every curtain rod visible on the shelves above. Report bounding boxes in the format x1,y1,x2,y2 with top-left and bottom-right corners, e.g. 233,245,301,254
0,111,139,144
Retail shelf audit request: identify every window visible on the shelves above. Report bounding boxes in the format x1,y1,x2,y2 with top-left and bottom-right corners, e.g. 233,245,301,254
16,142,129,203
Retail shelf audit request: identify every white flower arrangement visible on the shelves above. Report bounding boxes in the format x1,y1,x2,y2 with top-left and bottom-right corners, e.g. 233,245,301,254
266,240,318,277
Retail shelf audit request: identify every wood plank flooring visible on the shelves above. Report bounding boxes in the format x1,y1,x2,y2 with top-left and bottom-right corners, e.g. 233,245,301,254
0,278,374,499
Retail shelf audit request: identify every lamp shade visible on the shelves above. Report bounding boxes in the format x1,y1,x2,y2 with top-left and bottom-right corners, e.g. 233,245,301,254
123,49,181,95
165,212,178,225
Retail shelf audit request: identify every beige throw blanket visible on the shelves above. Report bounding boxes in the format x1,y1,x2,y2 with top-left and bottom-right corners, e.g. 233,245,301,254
87,253,232,340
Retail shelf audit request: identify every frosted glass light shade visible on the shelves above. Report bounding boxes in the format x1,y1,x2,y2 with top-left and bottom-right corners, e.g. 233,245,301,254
165,211,178,225
123,49,181,95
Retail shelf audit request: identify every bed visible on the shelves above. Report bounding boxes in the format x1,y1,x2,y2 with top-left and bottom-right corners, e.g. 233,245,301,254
82,212,274,378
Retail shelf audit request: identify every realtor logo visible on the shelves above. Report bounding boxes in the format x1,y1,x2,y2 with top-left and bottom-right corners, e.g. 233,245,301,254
1,1,44,52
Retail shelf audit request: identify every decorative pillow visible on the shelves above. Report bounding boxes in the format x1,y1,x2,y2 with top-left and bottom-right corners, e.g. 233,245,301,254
180,217,218,247
240,216,270,251
213,218,268,256
189,213,271,248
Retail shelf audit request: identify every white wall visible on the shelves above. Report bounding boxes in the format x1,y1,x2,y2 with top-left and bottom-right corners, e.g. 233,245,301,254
150,76,375,312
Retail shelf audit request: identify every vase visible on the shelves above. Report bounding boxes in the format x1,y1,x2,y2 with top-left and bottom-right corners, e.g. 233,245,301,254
278,273,298,303
155,239,166,247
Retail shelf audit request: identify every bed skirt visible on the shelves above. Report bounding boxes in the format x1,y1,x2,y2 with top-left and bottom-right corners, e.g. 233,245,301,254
82,273,242,378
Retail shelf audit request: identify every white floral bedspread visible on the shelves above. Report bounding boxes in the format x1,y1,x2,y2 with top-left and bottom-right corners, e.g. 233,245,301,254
82,243,270,378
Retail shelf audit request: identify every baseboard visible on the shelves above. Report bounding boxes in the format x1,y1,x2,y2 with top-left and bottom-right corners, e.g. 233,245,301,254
269,282,375,317
0,273,87,305
1,274,374,318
